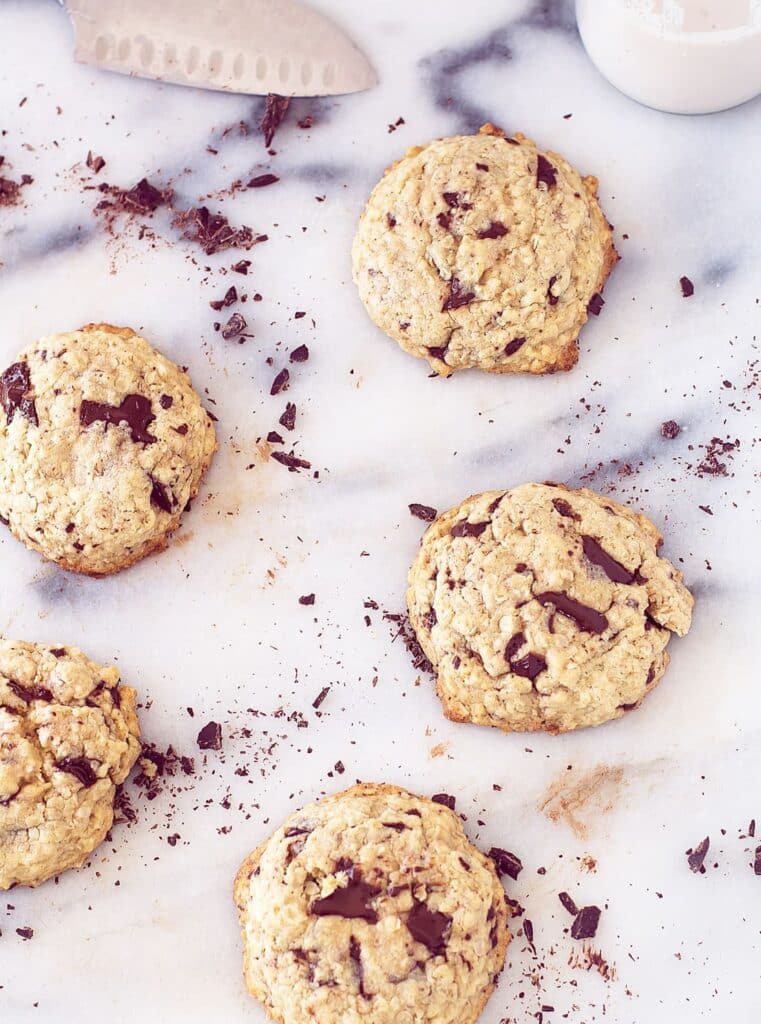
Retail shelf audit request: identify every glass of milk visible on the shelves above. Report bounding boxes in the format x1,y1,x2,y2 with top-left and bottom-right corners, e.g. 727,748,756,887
576,0,761,113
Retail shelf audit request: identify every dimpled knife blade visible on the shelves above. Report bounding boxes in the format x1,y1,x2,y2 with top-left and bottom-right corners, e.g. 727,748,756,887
62,0,377,96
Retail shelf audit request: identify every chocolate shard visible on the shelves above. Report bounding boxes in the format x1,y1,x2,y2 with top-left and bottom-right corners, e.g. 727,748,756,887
261,93,290,147
570,905,601,940
311,876,379,922
477,220,508,239
409,503,437,522
197,721,222,751
686,836,710,873
534,592,608,634
451,520,488,538
56,757,98,788
581,535,636,585
558,891,578,916
505,632,546,681
680,275,694,297
504,337,525,357
405,900,452,954
488,846,523,880
248,173,279,188
442,276,475,312
80,394,156,444
149,477,174,513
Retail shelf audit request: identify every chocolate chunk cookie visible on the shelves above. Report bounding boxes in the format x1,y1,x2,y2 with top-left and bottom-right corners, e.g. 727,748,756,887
0,639,141,888
0,323,217,575
234,783,509,1024
351,124,617,376
407,483,694,733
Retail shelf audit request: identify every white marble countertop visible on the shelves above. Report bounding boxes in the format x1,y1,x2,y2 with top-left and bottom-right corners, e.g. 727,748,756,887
1,1,759,1021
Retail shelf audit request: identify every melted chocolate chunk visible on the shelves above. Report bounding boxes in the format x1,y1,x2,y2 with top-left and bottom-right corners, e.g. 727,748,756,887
436,211,451,230
687,836,710,873
536,155,557,188
535,592,608,634
261,93,290,147
272,451,311,472
477,221,508,239
504,337,525,357
197,721,222,751
248,173,279,188
488,847,523,880
311,877,379,922
582,535,635,584
159,394,173,409
7,680,53,703
86,150,106,174
80,394,156,444
442,191,471,209
57,757,97,787
0,361,37,426
505,632,546,681
409,503,437,522
451,520,488,538
442,277,475,312
431,792,456,810
570,905,601,940
149,478,174,513
587,292,604,316
558,891,578,916
405,900,451,954
552,497,580,520
427,345,449,360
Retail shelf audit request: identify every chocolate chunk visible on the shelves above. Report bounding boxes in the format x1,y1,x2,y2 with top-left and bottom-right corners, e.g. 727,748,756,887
7,680,53,703
431,792,456,810
587,292,604,316
0,361,37,426
406,900,451,954
536,155,557,188
504,337,526,357
15,927,34,940
754,845,761,876
86,150,106,174
248,173,279,188
535,592,608,634
80,394,156,444
197,721,222,751
505,632,546,681
50,648,66,658
382,822,408,832
451,520,488,538
680,275,694,297
552,497,579,520
442,191,471,209
477,221,508,239
349,936,370,999
442,277,475,312
436,211,452,230
311,877,379,922
149,477,174,513
570,905,601,940
124,178,165,213
409,503,437,522
279,402,296,431
687,836,710,873
210,286,239,311
476,162,489,171
582,536,636,584
261,93,290,147
159,394,173,409
271,451,311,472
386,213,397,229
488,847,523,880
299,593,315,605
558,891,578,916
57,757,97,787
271,368,290,395
661,420,681,439
290,345,309,363
221,312,247,340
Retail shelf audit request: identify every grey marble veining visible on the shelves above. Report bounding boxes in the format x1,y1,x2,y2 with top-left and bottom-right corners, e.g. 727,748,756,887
1,1,760,1021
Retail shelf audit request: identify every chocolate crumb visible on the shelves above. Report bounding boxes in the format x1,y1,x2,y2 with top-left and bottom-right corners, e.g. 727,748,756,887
431,793,456,811
536,154,557,189
279,402,296,431
687,836,710,873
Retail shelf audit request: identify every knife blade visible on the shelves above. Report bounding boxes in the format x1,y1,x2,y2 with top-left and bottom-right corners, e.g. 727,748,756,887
62,0,377,96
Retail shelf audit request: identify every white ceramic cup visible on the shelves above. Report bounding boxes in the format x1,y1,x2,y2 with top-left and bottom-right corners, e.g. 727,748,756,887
576,0,761,114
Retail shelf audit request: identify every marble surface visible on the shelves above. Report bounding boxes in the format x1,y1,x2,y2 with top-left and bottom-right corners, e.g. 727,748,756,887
1,1,760,1021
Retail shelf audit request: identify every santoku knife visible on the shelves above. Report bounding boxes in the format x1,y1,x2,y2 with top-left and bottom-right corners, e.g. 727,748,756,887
60,0,377,96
